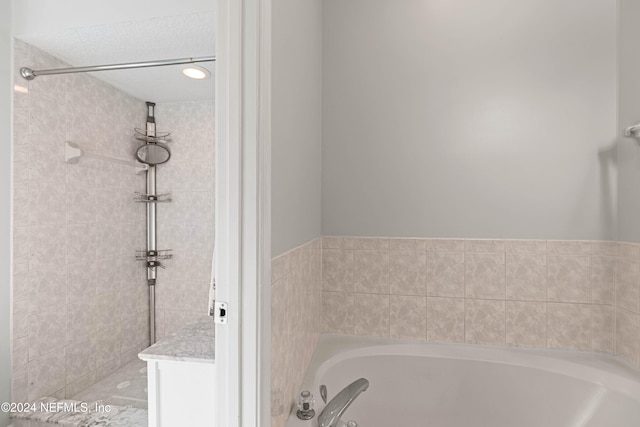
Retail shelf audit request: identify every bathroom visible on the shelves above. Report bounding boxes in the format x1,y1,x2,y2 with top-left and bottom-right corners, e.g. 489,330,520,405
3,0,640,426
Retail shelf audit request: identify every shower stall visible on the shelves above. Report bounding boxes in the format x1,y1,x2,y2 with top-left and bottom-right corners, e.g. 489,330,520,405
10,39,216,424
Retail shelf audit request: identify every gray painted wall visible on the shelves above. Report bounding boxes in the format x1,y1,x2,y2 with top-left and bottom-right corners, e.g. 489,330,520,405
618,0,640,243
271,0,322,256
1,1,11,425
322,0,618,240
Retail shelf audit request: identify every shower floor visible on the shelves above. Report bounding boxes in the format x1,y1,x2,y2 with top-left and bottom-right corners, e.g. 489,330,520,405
11,360,149,427
72,359,148,409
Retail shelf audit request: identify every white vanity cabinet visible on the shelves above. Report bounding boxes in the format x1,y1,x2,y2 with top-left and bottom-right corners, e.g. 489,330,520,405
139,316,216,427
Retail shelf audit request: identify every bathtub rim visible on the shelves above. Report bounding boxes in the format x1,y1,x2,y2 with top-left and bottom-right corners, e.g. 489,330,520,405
296,335,640,407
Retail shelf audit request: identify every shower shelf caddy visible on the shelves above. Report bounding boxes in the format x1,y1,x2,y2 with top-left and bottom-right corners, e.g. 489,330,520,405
135,102,173,345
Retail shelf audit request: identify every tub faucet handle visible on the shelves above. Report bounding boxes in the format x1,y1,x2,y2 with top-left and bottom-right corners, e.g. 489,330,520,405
320,385,327,403
296,390,315,420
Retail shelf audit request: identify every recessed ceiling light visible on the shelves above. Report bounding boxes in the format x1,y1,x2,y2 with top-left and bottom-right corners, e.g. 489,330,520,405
182,65,211,80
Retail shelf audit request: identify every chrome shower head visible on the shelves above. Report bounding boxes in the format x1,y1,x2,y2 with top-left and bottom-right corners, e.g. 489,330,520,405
136,143,171,165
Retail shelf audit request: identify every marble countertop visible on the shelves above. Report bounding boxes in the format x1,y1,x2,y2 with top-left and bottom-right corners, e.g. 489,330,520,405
139,316,215,364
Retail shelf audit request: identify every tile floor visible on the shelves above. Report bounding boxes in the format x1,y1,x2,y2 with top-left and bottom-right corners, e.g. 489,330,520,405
11,360,149,427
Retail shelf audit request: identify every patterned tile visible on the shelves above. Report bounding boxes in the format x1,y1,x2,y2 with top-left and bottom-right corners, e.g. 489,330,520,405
390,295,426,340
506,301,546,347
465,299,505,346
390,251,426,295
426,252,465,297
427,297,464,343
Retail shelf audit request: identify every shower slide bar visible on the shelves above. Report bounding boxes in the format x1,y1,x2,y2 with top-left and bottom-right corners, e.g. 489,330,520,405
65,141,148,173
20,56,215,80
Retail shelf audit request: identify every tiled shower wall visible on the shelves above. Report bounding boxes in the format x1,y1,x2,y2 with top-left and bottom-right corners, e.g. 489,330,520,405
271,238,322,427
154,101,215,341
322,237,640,362
12,40,148,402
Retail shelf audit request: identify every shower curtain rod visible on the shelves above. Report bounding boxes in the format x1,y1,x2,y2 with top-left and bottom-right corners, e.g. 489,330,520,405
20,56,216,80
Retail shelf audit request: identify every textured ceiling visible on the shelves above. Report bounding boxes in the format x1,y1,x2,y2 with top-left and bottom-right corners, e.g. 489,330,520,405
19,13,215,103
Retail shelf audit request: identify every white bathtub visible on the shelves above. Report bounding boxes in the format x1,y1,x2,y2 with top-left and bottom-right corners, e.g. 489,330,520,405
286,335,640,427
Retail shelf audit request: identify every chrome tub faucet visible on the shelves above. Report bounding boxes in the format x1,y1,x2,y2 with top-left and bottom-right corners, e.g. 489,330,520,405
317,378,369,427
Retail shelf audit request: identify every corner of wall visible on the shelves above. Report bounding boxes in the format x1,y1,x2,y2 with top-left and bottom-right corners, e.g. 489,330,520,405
270,237,322,427
1,2,13,425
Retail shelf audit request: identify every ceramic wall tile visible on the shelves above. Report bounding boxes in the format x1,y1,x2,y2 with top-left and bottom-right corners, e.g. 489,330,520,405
29,225,66,269
322,249,354,292
547,240,591,255
506,254,546,301
547,255,590,303
346,237,389,251
615,308,639,365
389,251,426,296
465,299,505,345
13,180,29,227
28,310,67,360
429,239,465,252
28,180,66,226
616,259,640,313
13,227,29,265
465,253,505,299
66,189,98,225
65,224,97,264
547,303,591,350
389,238,428,252
591,304,614,353
617,242,640,260
426,252,465,297
11,372,28,404
506,301,546,347
65,335,96,384
464,240,505,253
27,350,66,401
353,250,389,294
504,240,546,254
13,300,28,339
427,297,465,343
66,301,97,343
13,262,28,303
13,108,29,147
13,337,29,376
28,266,66,314
353,294,390,336
95,292,118,329
29,134,66,184
322,236,344,249
591,241,617,256
390,295,426,340
95,325,121,369
591,255,615,305
322,292,354,335
95,258,122,296
66,262,97,307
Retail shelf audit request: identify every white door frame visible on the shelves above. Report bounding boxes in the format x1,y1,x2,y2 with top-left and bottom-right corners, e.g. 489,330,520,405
215,0,271,426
